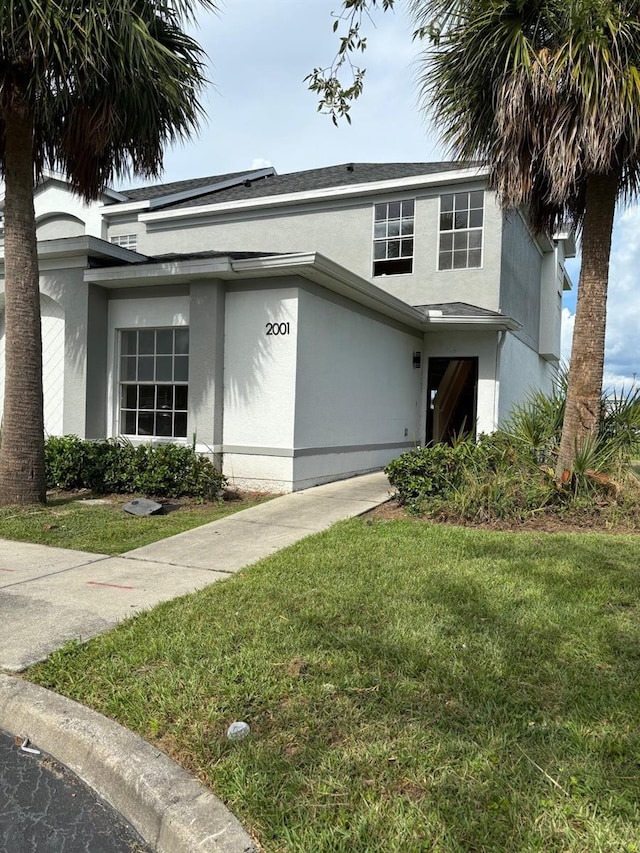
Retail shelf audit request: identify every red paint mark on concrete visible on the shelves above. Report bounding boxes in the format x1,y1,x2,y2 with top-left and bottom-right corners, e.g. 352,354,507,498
0,568,16,573
87,581,135,590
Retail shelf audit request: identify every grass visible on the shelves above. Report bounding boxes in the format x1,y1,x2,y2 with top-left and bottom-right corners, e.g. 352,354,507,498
0,492,270,554
28,518,640,852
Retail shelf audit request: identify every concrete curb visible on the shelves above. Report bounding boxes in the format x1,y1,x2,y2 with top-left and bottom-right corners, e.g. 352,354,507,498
0,674,256,853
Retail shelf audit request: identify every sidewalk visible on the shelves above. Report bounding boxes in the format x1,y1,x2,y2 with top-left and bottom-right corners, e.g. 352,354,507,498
0,471,391,672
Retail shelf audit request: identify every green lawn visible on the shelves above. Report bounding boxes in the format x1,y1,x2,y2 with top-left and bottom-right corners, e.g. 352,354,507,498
0,492,269,554
28,519,640,852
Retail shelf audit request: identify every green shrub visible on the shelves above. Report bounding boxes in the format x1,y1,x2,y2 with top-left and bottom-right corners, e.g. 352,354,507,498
45,437,226,500
385,372,640,521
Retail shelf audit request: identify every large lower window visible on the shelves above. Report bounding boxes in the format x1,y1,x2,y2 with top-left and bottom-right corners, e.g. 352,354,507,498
373,199,414,276
119,328,189,438
438,191,484,270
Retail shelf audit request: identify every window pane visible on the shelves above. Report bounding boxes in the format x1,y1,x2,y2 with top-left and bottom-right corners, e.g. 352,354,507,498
174,412,187,438
374,222,387,239
373,241,386,260
401,238,413,258
387,240,400,259
387,219,400,238
388,201,400,219
139,330,155,354
374,203,387,221
440,194,454,212
175,386,188,410
157,386,173,410
122,410,137,434
120,356,136,381
402,199,414,216
454,192,469,210
454,231,468,251
440,212,453,231
469,190,484,209
469,230,482,249
174,357,189,382
469,209,483,228
138,412,154,435
454,211,468,229
121,385,137,409
468,249,482,267
121,331,137,355
400,218,414,236
138,356,154,381
439,252,453,271
156,329,173,354
155,412,173,437
439,233,453,252
138,385,155,409
156,356,172,382
175,328,189,355
453,250,468,269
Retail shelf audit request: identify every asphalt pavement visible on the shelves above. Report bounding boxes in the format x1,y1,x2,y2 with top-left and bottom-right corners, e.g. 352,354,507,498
0,729,151,853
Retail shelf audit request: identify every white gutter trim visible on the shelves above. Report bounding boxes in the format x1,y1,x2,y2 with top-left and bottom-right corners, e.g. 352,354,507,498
80,248,518,332
84,256,233,284
139,166,488,224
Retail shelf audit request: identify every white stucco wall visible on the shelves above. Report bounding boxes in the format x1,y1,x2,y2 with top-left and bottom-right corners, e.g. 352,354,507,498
293,287,422,464
41,296,65,435
0,295,65,438
222,286,299,491
139,183,504,312
497,332,557,426
33,180,107,240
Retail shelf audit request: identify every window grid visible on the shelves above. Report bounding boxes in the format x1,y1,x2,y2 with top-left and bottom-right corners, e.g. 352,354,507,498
373,199,415,276
438,191,484,270
111,234,138,251
119,328,189,438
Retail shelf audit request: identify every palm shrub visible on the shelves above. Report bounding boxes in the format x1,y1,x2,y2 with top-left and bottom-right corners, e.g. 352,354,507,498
386,377,640,520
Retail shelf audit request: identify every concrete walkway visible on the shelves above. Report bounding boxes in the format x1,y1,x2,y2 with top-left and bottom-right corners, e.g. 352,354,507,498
1,471,391,672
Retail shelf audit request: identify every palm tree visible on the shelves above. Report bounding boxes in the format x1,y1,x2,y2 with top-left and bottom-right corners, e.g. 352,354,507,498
409,0,640,478
0,0,214,504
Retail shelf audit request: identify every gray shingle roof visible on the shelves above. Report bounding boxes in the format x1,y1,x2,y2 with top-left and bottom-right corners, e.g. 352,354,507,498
117,161,478,210
116,169,255,202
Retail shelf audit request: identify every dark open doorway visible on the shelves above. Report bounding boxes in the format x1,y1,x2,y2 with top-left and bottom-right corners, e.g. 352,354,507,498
426,357,478,444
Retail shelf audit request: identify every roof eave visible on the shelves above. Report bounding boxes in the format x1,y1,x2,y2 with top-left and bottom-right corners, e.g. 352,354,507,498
138,165,490,225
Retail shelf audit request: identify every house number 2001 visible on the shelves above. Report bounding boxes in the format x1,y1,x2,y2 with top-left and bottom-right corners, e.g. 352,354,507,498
265,322,290,336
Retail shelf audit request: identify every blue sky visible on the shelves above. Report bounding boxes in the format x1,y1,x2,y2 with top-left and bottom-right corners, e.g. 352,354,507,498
131,0,638,389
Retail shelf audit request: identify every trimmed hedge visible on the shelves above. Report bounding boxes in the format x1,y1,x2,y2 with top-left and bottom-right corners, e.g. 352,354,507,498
45,436,226,500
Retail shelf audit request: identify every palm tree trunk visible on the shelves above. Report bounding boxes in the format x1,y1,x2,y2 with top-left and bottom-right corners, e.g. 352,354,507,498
556,171,618,480
0,105,46,504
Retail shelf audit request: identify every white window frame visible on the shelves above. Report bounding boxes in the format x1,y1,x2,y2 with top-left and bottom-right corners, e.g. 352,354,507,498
438,190,484,271
372,199,415,277
118,327,189,440
110,233,138,251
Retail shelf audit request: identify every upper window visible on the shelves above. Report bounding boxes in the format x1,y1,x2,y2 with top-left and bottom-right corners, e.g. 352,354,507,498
373,200,414,276
119,328,189,438
111,234,138,251
438,191,484,270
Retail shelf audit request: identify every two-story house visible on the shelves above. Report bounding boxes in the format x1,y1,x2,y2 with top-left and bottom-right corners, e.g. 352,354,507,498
0,162,574,492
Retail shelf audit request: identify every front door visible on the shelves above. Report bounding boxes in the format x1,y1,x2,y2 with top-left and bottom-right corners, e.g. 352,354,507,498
426,357,478,444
